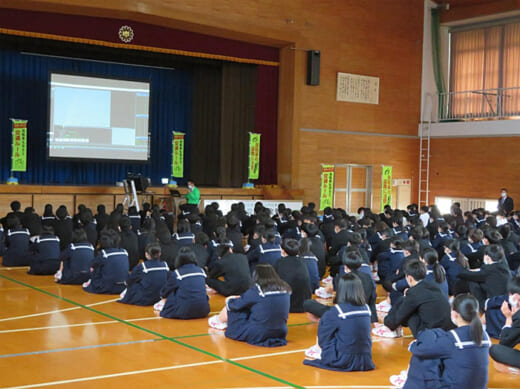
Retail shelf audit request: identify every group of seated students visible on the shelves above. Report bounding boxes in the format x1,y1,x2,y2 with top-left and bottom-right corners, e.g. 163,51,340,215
1,199,519,387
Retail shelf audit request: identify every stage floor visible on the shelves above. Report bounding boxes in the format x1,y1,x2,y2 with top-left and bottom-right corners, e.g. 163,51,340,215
0,267,518,389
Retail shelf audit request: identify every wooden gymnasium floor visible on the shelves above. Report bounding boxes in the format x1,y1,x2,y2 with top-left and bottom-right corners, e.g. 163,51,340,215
0,267,519,389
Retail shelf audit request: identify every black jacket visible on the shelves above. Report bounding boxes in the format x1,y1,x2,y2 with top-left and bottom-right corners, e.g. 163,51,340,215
457,260,511,299
275,255,312,313
384,279,454,338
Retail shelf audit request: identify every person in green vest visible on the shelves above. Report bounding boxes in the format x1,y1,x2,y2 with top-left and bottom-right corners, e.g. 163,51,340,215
180,179,200,216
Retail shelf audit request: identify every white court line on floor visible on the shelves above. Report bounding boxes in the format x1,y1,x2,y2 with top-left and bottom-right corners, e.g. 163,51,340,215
0,348,307,388
0,316,161,334
0,298,119,322
0,267,30,271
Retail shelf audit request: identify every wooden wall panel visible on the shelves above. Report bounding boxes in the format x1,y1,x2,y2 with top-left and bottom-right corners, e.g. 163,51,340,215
32,194,74,215
429,137,520,204
75,195,114,213
0,195,33,216
298,131,419,209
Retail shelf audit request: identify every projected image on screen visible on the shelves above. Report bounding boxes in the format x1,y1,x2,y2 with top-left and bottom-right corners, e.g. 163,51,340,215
48,73,150,161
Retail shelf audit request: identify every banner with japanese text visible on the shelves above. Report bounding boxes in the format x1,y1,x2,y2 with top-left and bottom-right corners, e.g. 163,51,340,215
248,132,261,180
11,119,27,172
381,165,393,212
172,132,184,178
319,164,335,210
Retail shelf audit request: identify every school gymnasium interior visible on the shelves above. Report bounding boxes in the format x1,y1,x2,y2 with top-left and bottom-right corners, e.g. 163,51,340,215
1,0,520,388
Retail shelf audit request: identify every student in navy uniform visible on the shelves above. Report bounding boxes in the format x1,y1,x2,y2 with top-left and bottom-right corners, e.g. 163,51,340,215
457,244,511,311
247,229,282,270
118,242,169,306
420,248,449,298
440,239,470,295
207,240,251,296
128,206,142,233
54,205,73,251
78,209,97,248
489,272,520,371
193,232,210,269
137,218,156,261
119,216,140,269
302,223,327,278
22,207,42,236
303,273,375,372
1,201,24,229
461,228,485,268
157,246,210,319
172,220,195,247
374,259,454,338
83,229,129,294
298,238,320,292
304,250,377,323
28,225,60,275
275,239,311,313
377,237,405,289
391,294,490,389
95,204,109,234
208,264,291,347
41,204,56,229
226,214,244,254
2,215,31,267
55,229,94,284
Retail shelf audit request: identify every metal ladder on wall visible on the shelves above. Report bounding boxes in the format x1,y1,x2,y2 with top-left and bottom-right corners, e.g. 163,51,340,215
418,120,431,208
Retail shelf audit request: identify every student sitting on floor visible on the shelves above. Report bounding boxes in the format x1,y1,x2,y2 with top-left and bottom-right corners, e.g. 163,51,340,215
208,264,291,347
83,229,129,294
275,239,312,313
247,229,283,271
374,259,453,338
2,214,31,267
390,293,491,389
206,240,252,297
155,246,210,319
304,250,377,323
490,271,520,374
118,242,170,306
172,220,195,247
393,248,449,299
440,239,470,295
55,229,95,284
28,225,60,275
303,273,375,372
457,244,511,311
298,238,320,292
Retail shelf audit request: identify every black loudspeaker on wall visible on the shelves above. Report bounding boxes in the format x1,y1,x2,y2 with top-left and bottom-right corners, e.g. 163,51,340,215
306,50,321,86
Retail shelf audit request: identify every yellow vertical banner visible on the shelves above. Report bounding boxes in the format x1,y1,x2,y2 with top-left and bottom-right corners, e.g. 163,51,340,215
381,165,393,212
11,119,28,172
172,132,185,178
320,164,335,210
248,132,261,180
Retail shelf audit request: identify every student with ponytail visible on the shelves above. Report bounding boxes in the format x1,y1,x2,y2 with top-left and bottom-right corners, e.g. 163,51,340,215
390,294,490,388
420,248,449,298
440,239,469,295
490,270,520,373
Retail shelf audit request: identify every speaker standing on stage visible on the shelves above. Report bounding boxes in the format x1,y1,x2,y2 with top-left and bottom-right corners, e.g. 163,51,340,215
180,180,200,215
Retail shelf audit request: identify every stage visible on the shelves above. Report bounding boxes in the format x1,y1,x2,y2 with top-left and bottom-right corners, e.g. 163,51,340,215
0,185,304,216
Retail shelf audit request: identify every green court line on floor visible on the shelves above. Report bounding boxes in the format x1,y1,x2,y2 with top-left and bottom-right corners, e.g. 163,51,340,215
0,274,306,389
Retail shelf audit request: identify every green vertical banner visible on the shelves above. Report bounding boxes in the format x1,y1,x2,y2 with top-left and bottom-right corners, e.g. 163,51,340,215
381,165,393,212
11,119,28,172
172,132,185,178
319,164,335,211
248,132,261,180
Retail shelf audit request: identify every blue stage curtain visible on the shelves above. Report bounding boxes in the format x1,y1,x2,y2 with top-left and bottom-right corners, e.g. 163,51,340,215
0,49,191,186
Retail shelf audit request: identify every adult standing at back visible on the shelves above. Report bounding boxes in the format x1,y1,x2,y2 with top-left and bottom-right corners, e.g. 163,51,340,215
499,188,514,215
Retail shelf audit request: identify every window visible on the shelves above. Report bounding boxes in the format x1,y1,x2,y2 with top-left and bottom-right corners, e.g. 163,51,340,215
448,20,520,119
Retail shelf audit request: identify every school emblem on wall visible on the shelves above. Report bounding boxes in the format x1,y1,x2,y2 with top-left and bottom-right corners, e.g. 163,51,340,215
118,25,134,43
